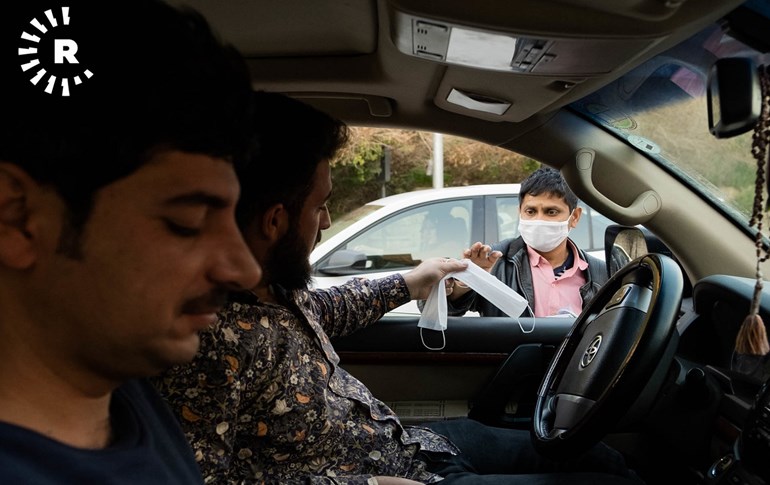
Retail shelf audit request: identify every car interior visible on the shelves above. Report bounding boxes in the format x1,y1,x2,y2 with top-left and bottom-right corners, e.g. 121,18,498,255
172,0,770,483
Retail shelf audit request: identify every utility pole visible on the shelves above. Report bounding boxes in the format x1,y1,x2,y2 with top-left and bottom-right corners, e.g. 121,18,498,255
433,132,444,189
380,145,391,198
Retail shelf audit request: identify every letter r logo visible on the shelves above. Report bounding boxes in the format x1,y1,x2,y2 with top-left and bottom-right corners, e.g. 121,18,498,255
54,39,79,64
18,7,93,96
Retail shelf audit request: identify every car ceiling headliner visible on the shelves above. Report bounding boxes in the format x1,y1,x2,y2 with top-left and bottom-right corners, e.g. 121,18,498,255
170,0,744,147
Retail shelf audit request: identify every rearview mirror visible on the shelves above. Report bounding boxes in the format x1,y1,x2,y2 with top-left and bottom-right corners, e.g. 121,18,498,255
707,57,761,139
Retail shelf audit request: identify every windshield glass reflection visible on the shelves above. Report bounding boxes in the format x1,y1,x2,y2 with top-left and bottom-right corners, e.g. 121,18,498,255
571,22,770,228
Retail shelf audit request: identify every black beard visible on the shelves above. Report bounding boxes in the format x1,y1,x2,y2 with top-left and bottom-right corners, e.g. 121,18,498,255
264,224,313,291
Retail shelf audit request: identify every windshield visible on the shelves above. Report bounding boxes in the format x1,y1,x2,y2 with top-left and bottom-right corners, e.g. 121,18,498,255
570,14,770,229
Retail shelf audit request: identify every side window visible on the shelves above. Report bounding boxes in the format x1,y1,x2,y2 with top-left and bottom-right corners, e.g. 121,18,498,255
495,196,520,240
571,204,616,254
345,211,421,258
569,204,592,251
343,200,472,269
588,209,615,252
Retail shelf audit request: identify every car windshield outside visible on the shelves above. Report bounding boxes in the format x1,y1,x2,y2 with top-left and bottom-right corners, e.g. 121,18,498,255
570,15,770,231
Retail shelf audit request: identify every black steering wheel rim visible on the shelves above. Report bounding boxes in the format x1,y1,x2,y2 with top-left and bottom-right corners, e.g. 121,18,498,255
531,253,683,459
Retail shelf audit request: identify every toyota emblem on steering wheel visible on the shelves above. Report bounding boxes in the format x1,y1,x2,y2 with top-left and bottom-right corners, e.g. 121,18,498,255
580,335,602,368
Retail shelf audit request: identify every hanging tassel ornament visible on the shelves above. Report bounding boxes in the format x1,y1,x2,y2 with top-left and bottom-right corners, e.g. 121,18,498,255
736,279,770,355
735,64,770,359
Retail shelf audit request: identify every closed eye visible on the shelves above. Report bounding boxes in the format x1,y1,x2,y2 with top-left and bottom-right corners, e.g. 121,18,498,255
164,219,201,237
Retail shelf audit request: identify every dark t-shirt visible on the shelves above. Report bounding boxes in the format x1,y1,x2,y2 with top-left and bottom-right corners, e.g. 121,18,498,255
0,379,203,484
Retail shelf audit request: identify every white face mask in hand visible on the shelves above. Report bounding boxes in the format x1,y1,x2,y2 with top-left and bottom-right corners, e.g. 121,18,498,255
418,260,530,350
418,274,450,350
518,214,572,252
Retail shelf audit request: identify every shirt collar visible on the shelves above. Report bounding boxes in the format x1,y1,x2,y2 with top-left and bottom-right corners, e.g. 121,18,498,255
526,239,588,271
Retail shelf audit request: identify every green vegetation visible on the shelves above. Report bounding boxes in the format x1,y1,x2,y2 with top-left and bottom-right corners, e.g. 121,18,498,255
630,97,759,221
329,128,539,219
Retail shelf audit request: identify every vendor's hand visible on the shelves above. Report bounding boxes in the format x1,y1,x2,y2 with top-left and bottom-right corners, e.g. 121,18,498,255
403,257,467,301
462,241,502,272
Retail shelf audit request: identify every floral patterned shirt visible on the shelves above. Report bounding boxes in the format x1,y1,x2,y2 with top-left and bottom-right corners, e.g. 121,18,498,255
153,274,458,484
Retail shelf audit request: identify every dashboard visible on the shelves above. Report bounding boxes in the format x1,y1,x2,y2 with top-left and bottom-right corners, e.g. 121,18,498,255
670,275,770,484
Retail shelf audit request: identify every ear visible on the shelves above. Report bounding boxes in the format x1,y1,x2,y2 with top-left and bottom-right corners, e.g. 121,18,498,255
261,203,290,243
570,206,583,229
0,164,38,269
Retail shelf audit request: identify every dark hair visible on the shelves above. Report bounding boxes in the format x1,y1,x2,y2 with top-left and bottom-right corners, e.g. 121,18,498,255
519,167,579,211
236,92,349,228
0,0,255,247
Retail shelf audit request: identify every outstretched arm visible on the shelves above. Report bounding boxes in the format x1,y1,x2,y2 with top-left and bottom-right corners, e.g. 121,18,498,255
312,257,466,337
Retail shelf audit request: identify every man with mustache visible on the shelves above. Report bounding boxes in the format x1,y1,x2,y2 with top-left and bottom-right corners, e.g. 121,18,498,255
0,1,261,482
155,92,641,485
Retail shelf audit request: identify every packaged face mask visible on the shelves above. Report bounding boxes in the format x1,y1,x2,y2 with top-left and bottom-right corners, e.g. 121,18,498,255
418,260,530,349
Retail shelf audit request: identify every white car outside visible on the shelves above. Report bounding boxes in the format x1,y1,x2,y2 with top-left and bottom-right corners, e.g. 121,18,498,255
310,184,615,315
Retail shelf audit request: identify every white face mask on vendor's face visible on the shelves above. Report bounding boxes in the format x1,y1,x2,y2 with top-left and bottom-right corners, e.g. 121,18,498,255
518,214,572,253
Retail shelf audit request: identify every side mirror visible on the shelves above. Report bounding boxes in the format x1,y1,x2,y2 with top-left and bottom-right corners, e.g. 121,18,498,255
604,224,692,297
604,225,674,276
317,249,370,276
605,226,643,277
707,57,761,139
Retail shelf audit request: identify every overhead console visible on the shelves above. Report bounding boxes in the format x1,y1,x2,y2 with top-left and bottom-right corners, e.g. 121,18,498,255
391,10,657,122
392,12,654,76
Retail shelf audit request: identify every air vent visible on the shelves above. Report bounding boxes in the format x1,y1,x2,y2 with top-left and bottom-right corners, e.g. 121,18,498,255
385,400,469,423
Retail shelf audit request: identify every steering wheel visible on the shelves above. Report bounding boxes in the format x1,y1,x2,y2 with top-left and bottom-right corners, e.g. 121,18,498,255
532,253,684,459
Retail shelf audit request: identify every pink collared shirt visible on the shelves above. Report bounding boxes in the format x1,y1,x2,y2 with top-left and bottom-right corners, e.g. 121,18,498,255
527,240,588,317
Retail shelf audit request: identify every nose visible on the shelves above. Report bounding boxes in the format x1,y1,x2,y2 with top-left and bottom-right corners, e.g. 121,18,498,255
209,222,262,291
319,205,332,231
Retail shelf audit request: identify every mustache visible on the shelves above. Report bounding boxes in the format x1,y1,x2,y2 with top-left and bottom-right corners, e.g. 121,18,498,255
180,289,230,314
